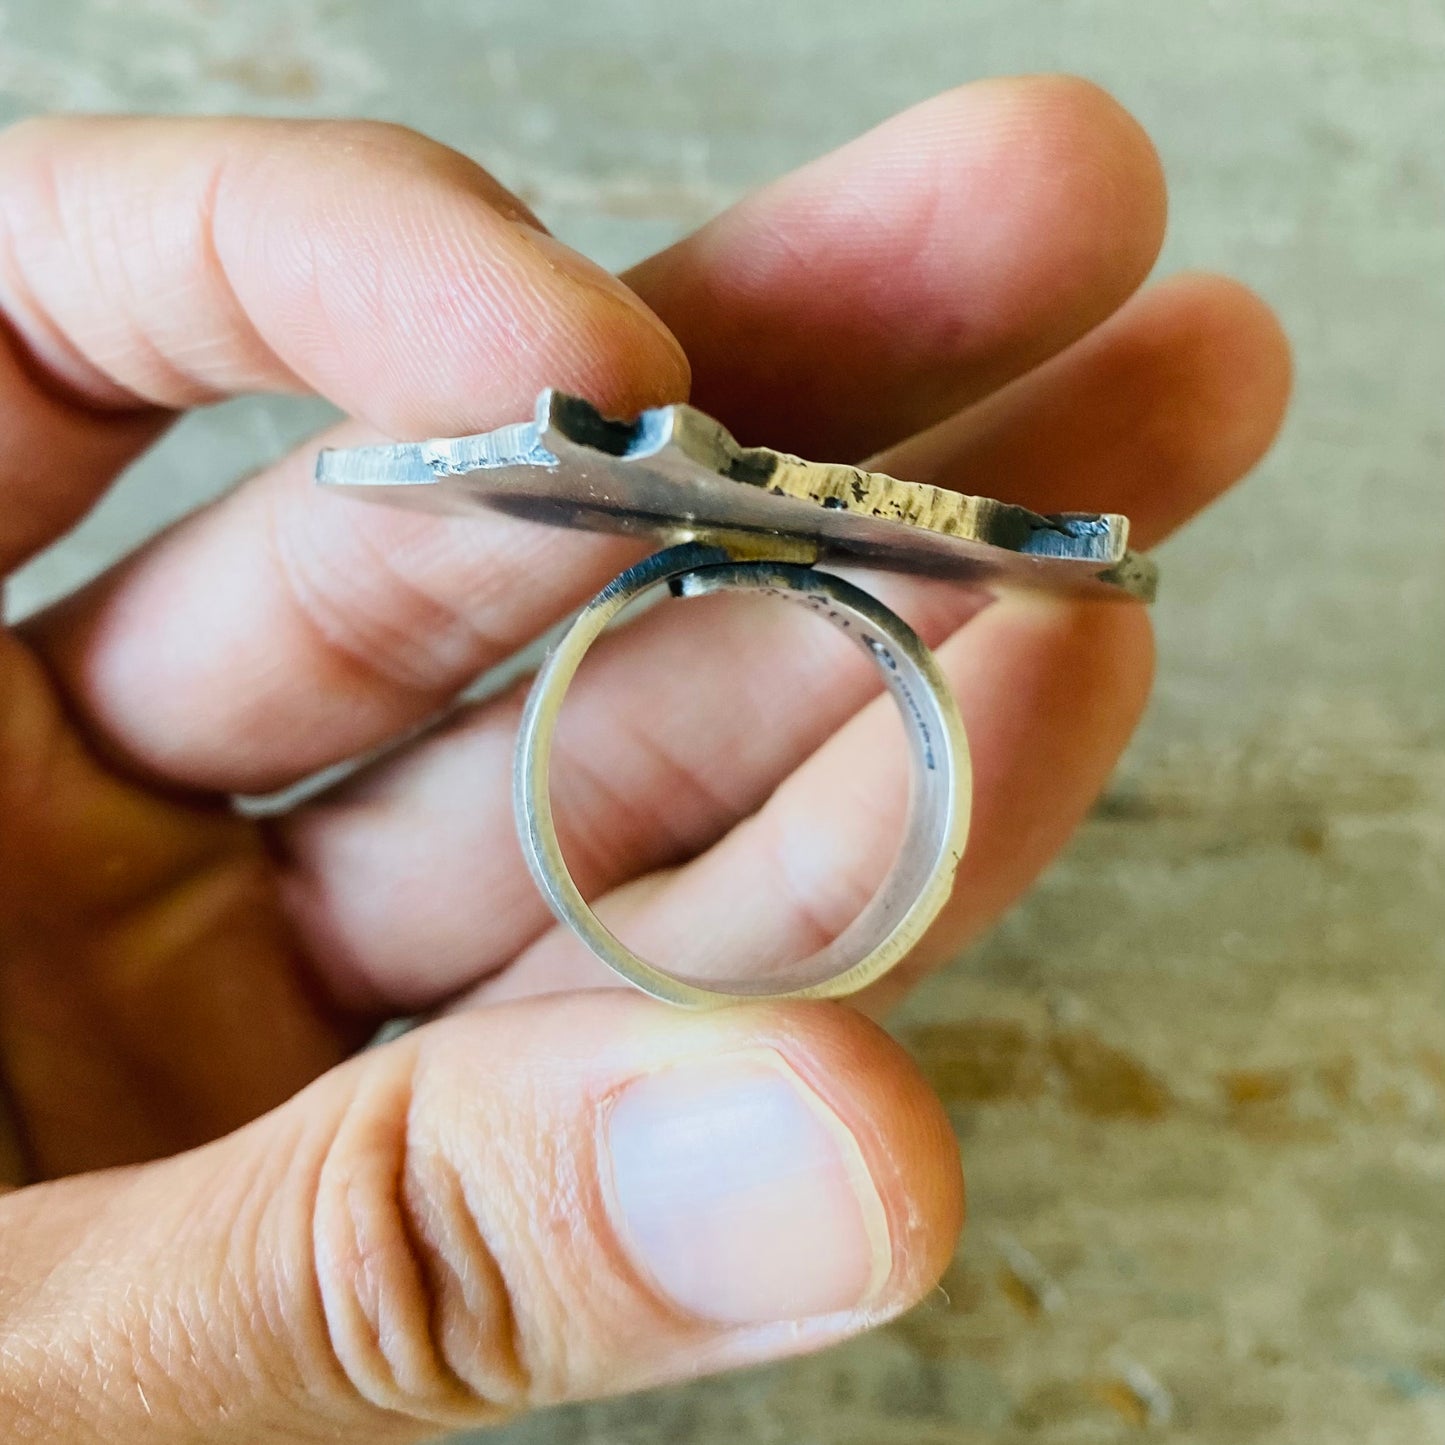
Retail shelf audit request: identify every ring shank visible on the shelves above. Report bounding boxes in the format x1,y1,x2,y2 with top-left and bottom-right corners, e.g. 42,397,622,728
513,543,971,1007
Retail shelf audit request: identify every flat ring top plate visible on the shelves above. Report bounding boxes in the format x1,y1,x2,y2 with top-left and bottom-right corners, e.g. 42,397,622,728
317,389,1157,602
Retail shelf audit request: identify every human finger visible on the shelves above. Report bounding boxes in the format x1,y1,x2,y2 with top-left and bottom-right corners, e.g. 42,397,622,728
0,991,962,1441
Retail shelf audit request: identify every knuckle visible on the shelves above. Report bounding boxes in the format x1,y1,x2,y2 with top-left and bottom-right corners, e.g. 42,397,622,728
266,481,496,699
308,1047,532,1428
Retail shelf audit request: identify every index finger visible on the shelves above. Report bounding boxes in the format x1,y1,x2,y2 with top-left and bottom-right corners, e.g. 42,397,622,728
0,114,689,573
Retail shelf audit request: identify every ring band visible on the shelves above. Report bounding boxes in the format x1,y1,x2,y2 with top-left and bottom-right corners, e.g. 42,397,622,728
513,542,971,1007
319,390,1154,1008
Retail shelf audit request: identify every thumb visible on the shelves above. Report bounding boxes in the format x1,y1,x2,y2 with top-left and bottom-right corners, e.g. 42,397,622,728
0,992,962,1442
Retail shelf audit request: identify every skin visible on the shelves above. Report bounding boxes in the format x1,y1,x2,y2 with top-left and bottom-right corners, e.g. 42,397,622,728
0,78,1291,1442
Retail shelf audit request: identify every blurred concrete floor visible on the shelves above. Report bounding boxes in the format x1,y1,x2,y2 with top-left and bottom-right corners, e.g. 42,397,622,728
1,1,1442,1441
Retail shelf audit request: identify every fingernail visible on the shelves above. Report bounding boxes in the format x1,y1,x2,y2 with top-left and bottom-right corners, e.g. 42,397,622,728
604,1052,891,1327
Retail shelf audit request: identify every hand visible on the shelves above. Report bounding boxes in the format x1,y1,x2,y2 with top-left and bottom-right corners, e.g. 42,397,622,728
0,80,1289,1442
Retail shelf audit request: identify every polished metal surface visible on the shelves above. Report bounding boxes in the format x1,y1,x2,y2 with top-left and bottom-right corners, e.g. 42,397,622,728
317,389,1158,601
511,542,972,1007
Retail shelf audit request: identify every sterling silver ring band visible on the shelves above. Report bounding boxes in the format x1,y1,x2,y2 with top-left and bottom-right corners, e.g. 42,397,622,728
513,542,972,1008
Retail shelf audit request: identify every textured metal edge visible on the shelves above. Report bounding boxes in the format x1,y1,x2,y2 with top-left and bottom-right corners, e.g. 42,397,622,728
317,389,1158,601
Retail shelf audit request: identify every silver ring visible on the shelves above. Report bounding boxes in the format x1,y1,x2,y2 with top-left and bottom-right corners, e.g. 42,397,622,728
513,542,971,1008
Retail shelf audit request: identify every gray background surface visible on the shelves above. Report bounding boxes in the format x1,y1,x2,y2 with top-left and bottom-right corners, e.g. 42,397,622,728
1,1,1442,1441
